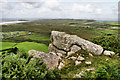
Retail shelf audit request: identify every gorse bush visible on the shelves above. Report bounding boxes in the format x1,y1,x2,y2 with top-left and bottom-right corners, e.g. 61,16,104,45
89,35,120,54
2,49,61,79
83,62,120,80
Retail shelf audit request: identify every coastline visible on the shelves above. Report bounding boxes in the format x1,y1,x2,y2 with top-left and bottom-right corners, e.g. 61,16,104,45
0,21,29,25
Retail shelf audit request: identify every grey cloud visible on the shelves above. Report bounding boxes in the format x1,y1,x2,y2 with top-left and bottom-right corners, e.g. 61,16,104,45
23,2,44,8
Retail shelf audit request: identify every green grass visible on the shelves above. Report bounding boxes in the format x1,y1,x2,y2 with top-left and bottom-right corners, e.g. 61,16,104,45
3,19,118,40
15,42,49,53
1,19,119,79
1,42,49,53
0,42,16,50
60,50,119,78
20,33,50,41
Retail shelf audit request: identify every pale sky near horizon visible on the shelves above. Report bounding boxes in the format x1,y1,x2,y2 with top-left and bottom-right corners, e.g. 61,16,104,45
0,0,119,21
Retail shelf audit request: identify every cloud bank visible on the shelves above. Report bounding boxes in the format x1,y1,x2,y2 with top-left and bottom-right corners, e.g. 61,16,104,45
1,0,118,21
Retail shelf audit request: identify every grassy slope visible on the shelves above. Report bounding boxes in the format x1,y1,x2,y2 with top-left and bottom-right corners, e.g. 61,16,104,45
0,42,16,50
15,42,49,53
1,20,119,78
1,42,49,53
60,50,119,78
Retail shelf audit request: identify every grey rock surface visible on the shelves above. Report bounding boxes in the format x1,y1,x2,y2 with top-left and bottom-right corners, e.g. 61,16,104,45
49,43,67,55
75,61,81,66
77,56,85,61
67,45,81,56
103,50,115,56
28,50,60,70
58,62,65,70
50,31,103,55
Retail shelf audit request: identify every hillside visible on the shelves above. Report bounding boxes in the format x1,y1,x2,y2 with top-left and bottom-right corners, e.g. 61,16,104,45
1,30,120,79
1,19,120,79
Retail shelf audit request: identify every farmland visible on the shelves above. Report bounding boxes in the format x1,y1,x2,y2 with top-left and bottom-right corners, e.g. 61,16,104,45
1,19,119,51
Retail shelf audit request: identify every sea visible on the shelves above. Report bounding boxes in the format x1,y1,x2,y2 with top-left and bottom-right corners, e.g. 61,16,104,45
0,18,30,25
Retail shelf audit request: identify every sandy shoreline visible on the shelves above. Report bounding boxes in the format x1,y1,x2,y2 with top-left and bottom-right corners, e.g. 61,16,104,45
0,21,29,25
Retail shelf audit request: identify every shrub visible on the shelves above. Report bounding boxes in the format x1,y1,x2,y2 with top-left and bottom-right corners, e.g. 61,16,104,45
89,35,120,54
2,49,61,79
83,62,120,80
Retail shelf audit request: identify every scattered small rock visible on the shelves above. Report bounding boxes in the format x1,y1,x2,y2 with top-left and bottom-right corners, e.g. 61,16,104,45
103,50,115,56
77,56,85,61
85,68,95,72
58,62,65,70
69,56,77,60
62,60,65,64
75,61,81,66
29,32,32,35
106,58,109,61
89,53,93,57
116,53,120,56
67,51,74,56
76,71,85,78
85,61,92,65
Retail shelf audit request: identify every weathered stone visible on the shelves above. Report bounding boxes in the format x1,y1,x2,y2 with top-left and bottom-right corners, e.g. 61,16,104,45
69,56,77,60
56,53,63,57
50,31,103,55
62,60,65,64
72,35,103,55
28,49,39,55
106,58,109,61
51,31,75,52
116,53,120,56
67,51,74,56
49,52,56,55
29,32,32,35
77,56,85,61
103,50,115,56
58,62,65,70
76,71,85,78
85,68,95,72
75,61,81,66
71,45,81,53
49,43,66,55
28,50,60,70
67,45,81,56
85,61,92,65
89,53,93,57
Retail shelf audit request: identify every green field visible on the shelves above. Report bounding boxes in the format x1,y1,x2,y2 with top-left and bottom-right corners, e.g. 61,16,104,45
1,19,119,53
0,42,16,50
2,19,119,41
1,42,49,53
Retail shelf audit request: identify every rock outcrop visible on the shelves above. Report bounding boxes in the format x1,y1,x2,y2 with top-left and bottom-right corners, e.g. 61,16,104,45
28,50,60,70
49,31,103,55
28,31,116,70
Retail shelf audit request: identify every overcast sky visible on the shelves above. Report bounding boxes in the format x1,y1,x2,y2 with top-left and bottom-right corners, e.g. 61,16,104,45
0,0,119,21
